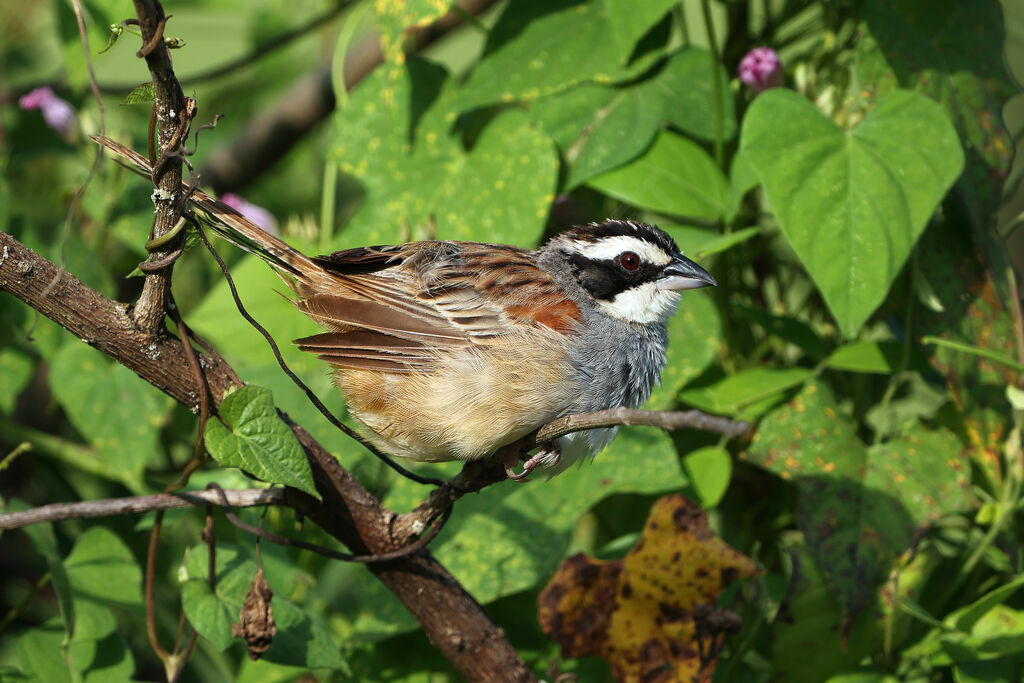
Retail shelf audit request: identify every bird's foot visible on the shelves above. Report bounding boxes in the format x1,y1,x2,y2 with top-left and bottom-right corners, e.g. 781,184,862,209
504,443,560,482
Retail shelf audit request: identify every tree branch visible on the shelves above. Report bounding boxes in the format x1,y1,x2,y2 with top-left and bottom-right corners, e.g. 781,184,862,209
0,230,535,682
0,489,286,530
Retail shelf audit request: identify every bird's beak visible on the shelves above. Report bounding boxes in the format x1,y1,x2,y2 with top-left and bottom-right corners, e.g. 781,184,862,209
656,254,718,290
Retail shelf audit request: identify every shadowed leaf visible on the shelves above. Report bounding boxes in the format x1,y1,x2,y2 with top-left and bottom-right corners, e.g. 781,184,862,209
747,381,971,619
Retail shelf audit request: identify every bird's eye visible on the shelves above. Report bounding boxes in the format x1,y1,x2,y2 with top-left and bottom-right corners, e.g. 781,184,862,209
617,251,640,271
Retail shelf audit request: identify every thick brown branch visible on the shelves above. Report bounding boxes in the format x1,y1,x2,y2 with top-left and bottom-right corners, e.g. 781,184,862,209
0,489,286,530
0,230,535,682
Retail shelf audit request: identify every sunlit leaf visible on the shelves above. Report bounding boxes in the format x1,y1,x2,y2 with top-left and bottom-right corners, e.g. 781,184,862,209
588,131,729,220
458,0,667,111
204,385,319,498
333,58,557,248
740,89,963,336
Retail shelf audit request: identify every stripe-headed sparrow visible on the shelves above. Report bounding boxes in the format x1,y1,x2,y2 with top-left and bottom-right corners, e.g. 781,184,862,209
95,137,717,478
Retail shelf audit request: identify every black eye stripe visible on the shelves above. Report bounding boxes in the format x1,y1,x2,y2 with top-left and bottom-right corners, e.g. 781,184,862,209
569,252,662,301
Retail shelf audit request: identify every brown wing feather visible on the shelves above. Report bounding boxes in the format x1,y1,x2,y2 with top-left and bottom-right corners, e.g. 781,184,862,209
291,240,582,372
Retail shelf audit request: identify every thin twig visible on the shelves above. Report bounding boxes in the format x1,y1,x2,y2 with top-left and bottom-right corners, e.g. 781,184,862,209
391,408,750,542
0,489,286,530
205,483,451,564
530,407,749,446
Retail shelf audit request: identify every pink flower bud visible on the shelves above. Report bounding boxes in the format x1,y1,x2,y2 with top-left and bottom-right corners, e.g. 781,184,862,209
220,193,279,236
19,87,76,136
738,47,783,94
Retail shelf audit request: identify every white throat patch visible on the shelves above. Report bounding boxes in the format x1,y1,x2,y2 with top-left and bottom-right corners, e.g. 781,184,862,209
597,281,681,325
571,235,673,266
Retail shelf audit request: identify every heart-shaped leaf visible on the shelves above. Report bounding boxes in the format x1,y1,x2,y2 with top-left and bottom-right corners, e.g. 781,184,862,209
740,89,963,337
204,385,319,499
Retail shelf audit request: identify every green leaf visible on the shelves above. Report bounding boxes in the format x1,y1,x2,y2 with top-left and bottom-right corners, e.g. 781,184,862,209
740,89,964,337
727,149,759,220
263,598,344,669
588,131,729,220
678,367,813,417
827,340,930,374
180,578,236,651
63,527,142,642
333,58,557,248
682,446,731,508
458,0,667,111
373,0,455,60
119,82,154,105
0,346,33,414
644,292,721,409
21,518,75,644
204,386,319,499
735,305,829,360
948,574,1024,634
856,0,1014,229
602,0,677,64
651,46,737,142
534,85,663,189
15,618,135,683
921,336,1024,374
527,47,736,188
748,381,972,618
49,342,170,491
181,543,341,668
772,543,937,683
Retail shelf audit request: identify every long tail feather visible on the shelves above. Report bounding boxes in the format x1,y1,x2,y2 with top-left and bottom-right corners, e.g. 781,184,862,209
91,135,321,279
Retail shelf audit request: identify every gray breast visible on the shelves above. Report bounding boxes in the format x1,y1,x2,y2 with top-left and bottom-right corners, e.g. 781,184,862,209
571,313,669,414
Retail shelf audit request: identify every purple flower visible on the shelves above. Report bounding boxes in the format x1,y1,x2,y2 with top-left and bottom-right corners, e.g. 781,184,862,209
738,47,783,94
18,87,76,136
220,193,279,236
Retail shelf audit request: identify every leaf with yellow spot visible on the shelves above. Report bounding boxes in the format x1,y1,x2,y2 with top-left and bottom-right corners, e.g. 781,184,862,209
373,0,455,62
331,57,557,249
458,0,669,111
747,380,972,621
539,495,759,681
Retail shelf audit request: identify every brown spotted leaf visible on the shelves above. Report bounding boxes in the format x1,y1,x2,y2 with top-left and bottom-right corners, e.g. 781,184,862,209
747,380,971,619
539,495,758,682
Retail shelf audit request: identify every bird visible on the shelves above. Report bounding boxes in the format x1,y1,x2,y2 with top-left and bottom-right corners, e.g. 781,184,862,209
93,136,717,478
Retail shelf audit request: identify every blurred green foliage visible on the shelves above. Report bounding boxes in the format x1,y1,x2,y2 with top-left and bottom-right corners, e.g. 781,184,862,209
2,0,1024,681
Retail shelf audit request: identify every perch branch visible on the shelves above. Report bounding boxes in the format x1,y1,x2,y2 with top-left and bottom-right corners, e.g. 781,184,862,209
391,409,750,543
